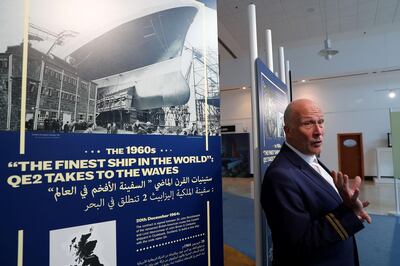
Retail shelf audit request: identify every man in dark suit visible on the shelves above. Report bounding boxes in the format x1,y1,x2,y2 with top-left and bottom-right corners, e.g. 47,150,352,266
261,98,371,266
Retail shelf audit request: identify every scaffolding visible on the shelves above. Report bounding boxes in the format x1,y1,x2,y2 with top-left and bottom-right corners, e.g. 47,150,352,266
190,47,220,134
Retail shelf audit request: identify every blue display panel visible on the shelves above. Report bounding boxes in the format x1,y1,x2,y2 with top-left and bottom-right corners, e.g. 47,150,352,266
256,58,288,264
256,59,288,175
2,1,222,265
0,132,223,265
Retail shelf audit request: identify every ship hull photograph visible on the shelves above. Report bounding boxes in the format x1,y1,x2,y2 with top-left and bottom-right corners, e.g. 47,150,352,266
0,0,220,135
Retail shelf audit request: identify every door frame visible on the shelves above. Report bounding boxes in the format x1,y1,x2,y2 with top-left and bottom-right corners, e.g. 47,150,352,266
337,132,364,179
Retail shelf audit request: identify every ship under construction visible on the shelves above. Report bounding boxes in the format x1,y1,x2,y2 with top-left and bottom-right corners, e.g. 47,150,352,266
60,0,220,134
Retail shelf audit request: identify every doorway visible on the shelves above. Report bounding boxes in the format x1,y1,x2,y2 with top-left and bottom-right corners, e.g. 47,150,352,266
337,133,364,179
62,112,72,124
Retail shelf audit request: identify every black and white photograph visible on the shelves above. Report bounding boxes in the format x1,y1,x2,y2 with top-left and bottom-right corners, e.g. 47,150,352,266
49,220,117,266
261,81,287,140
0,0,220,136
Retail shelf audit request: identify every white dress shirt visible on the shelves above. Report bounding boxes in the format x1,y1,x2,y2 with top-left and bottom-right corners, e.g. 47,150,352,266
285,142,339,195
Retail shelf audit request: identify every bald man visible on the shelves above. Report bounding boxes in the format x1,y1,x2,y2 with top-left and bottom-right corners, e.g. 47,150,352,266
261,99,370,266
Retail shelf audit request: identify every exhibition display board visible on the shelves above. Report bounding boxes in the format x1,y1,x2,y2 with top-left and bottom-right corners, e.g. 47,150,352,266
390,110,400,214
256,59,288,175
255,58,288,264
391,111,400,180
0,1,222,265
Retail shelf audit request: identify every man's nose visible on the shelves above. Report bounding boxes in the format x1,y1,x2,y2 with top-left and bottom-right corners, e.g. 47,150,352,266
313,123,323,134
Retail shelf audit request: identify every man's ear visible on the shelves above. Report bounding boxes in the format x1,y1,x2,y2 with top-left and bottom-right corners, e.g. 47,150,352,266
283,125,291,137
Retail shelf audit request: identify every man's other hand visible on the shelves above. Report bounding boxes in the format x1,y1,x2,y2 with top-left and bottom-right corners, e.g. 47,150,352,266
331,170,372,224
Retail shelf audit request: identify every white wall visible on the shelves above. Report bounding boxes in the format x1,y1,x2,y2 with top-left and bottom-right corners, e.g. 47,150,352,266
220,26,400,177
221,71,400,176
293,71,400,176
323,109,389,176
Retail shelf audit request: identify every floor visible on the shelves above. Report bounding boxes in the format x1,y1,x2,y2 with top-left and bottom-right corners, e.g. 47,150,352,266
222,177,400,265
224,244,255,266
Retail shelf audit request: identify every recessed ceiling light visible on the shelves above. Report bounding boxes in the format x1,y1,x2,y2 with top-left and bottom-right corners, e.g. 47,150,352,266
301,80,306,83
242,86,246,90
389,90,396,98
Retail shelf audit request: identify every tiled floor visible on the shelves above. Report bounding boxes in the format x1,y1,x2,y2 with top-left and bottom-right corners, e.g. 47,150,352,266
222,177,400,215
223,177,400,266
222,178,254,199
222,177,400,265
360,180,398,215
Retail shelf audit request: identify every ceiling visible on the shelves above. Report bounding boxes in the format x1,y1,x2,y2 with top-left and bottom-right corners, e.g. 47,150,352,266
217,0,400,59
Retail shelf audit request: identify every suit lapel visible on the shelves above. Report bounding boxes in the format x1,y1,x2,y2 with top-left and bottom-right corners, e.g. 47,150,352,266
281,144,342,203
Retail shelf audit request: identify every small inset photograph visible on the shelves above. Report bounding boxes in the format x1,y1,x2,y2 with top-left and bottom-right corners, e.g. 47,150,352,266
49,220,117,266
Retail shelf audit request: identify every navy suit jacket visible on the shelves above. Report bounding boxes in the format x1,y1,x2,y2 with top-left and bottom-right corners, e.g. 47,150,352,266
261,143,364,266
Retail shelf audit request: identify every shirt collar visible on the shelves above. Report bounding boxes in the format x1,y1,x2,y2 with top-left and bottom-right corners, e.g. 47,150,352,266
285,141,318,165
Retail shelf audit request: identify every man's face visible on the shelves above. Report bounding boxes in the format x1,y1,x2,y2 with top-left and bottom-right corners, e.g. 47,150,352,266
284,102,324,155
